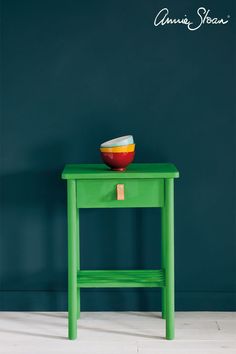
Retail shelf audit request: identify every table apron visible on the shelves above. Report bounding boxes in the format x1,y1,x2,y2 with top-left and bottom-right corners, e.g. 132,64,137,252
76,178,164,208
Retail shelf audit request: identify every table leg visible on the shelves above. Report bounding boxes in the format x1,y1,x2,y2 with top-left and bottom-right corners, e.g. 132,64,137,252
77,209,80,319
164,178,175,339
161,206,166,319
67,180,77,340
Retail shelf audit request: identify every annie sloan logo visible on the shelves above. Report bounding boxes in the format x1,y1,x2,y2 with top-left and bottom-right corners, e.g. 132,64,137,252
154,7,230,31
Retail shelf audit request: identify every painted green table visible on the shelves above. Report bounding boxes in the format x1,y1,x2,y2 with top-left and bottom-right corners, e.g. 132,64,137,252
62,163,179,340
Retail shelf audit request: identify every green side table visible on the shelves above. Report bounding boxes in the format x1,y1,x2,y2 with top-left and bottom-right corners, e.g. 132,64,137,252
62,163,179,340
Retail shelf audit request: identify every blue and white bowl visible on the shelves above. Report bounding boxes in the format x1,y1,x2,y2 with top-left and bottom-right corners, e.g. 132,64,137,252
100,135,134,148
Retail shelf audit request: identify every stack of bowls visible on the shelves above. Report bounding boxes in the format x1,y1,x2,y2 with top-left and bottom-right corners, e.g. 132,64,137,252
100,135,135,171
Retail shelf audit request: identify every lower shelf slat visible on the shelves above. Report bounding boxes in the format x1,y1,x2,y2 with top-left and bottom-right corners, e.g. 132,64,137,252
77,269,165,288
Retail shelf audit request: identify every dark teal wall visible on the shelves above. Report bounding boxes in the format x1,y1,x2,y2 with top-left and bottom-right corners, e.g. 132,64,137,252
1,0,235,310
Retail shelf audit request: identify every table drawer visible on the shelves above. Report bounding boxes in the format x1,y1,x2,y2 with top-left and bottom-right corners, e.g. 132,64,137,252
76,179,164,208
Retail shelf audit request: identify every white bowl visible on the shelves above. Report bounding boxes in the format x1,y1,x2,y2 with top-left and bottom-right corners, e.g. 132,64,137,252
100,135,134,148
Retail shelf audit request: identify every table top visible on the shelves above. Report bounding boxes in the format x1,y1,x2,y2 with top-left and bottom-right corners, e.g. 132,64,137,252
62,163,179,180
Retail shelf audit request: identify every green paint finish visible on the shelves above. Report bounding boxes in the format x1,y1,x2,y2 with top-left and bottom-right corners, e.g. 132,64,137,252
67,180,78,340
77,179,164,208
76,209,80,320
161,205,167,320
77,270,165,288
62,163,179,180
164,179,175,340
63,164,179,340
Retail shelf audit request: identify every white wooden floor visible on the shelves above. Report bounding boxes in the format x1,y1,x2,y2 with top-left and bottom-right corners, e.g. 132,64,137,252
0,312,235,354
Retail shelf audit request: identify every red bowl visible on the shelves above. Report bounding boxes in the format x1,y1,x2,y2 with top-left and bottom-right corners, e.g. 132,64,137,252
100,151,135,171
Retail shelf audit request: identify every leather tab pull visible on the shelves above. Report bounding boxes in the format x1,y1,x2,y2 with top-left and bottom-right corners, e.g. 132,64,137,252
116,184,125,200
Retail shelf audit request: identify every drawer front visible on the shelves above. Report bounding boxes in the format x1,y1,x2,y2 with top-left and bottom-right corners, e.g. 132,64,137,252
76,179,164,208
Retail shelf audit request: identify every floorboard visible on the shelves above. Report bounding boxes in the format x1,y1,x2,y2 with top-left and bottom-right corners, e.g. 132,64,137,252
0,312,235,354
